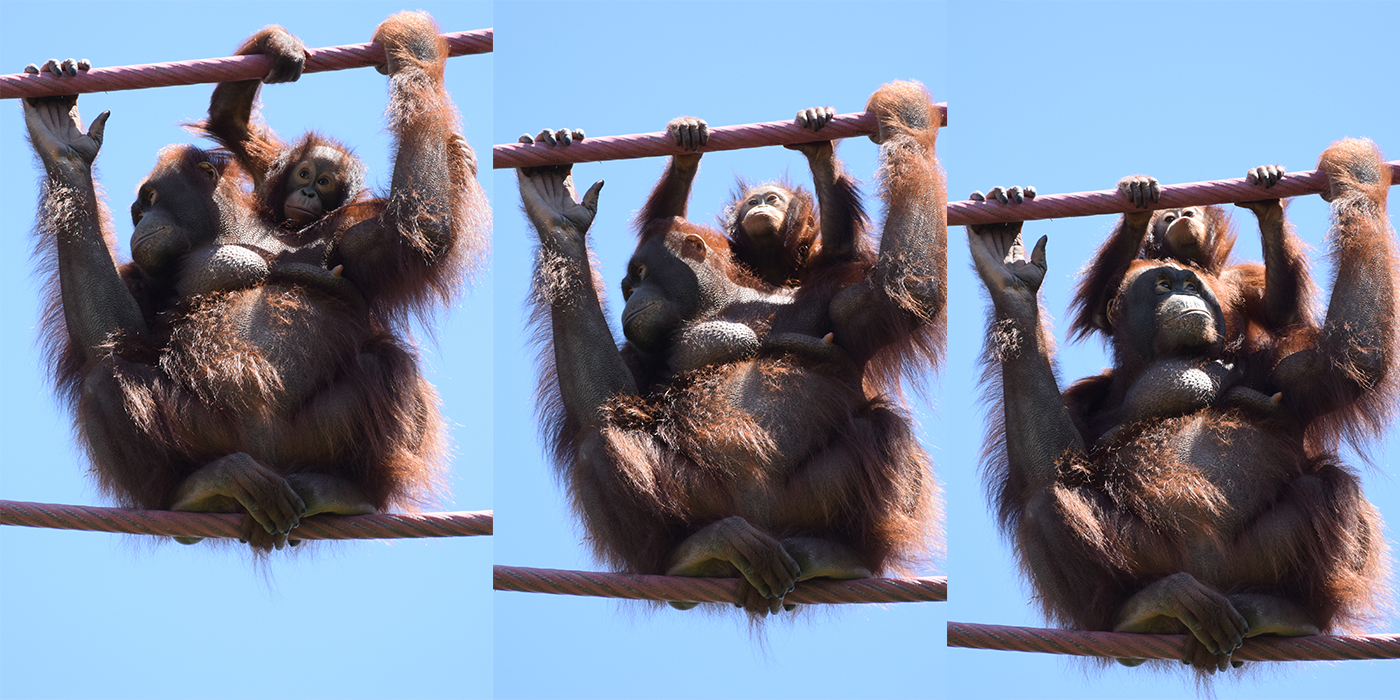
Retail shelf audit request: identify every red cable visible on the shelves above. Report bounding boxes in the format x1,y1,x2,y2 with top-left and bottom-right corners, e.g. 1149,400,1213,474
0,499,492,539
492,105,949,168
493,565,946,604
949,621,1400,662
948,162,1400,225
0,29,492,100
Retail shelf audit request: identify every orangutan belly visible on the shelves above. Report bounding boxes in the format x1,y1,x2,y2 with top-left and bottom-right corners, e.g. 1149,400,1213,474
166,286,366,413
669,358,858,477
1112,411,1300,536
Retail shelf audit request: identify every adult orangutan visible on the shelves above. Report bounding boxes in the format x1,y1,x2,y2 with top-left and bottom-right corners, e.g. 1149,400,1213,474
521,84,944,394
968,138,1394,673
20,15,472,553
517,81,944,615
1068,167,1317,357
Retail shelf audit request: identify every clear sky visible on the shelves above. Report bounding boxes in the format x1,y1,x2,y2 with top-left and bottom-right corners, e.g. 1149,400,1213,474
0,3,493,699
2,2,1398,700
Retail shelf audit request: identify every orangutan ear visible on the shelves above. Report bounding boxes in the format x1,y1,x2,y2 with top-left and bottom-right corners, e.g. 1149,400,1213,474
680,233,707,262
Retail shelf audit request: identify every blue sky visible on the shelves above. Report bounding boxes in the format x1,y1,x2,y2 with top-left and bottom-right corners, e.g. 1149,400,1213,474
1,2,1397,700
0,3,492,699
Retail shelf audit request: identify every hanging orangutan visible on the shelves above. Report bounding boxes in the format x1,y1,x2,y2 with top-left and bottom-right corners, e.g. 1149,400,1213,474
969,139,1394,673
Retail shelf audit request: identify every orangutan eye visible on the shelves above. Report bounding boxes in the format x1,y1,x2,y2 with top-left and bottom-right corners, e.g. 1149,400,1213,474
1156,278,1171,293
748,199,759,206
1163,214,1176,224
766,195,778,204
1183,209,1195,218
299,168,311,180
318,177,330,186
1184,280,1198,292
637,265,647,281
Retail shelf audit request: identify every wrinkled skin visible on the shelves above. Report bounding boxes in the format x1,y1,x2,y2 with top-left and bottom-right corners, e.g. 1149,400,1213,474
970,141,1392,674
21,22,462,551
189,24,362,257
734,185,792,244
1069,166,1315,349
516,82,944,616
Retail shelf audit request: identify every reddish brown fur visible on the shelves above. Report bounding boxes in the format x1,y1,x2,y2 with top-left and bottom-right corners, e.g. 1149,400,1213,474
635,127,871,292
32,146,234,410
1143,206,1237,275
530,238,934,586
256,133,368,225
1071,207,1238,344
34,143,445,527
1297,139,1399,454
531,218,759,473
527,83,944,603
1114,260,1247,367
197,13,487,328
325,13,487,324
639,216,766,290
722,178,823,286
573,377,932,581
187,27,298,190
979,140,1394,668
848,82,946,396
1070,203,1319,360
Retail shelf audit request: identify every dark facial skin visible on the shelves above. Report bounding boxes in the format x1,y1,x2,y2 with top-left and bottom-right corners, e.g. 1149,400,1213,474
194,26,306,192
517,80,945,617
969,137,1396,675
618,256,667,346
19,11,471,554
1116,265,1226,359
632,109,866,290
1070,169,1315,350
282,151,346,227
129,161,220,276
624,235,722,352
